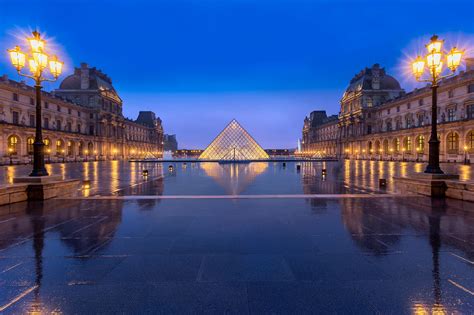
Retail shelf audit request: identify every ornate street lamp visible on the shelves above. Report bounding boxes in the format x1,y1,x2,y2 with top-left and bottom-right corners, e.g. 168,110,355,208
7,31,64,176
411,35,463,174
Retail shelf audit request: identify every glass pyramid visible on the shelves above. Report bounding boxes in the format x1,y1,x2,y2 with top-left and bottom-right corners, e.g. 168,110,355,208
199,119,269,160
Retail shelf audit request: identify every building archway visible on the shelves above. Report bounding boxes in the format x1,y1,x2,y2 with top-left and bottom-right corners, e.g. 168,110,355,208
27,137,34,155
466,130,474,153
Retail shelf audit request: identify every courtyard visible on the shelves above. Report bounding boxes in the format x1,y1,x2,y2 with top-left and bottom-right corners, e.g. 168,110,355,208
0,160,474,313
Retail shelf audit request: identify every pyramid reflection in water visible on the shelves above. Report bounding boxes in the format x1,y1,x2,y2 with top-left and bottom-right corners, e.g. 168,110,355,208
199,119,269,160
200,162,268,194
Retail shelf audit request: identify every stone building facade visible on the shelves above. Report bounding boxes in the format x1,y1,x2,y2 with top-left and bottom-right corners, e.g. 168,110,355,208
302,61,474,163
0,63,163,164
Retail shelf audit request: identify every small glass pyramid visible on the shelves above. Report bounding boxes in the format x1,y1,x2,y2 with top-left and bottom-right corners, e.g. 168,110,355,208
199,119,269,160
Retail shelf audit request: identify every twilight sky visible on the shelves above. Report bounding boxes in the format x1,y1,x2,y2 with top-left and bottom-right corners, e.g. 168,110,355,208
1,0,473,148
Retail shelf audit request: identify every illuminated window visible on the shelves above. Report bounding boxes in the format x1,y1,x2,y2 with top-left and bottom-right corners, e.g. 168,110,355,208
27,137,34,155
416,135,425,152
467,131,474,152
8,135,19,154
447,108,456,122
404,137,412,151
447,132,459,154
394,138,400,153
56,140,64,155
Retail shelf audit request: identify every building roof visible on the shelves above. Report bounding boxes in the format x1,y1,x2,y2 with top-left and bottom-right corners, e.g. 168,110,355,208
344,64,401,95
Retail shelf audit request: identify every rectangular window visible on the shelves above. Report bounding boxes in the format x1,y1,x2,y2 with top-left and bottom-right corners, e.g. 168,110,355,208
67,122,72,132
29,115,35,127
30,98,34,105
448,90,454,98
447,108,456,122
44,117,49,129
397,106,400,112
78,111,81,117
77,124,81,133
12,111,19,124
44,101,49,109
68,108,72,115
387,109,390,114
419,99,424,106
89,125,94,135
468,84,474,93
57,105,61,112
12,93,19,101
407,103,411,109
56,120,61,131
467,104,474,119
90,113,94,119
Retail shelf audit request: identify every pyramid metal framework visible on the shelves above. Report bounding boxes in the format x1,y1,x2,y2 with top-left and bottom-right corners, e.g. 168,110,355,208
199,119,269,160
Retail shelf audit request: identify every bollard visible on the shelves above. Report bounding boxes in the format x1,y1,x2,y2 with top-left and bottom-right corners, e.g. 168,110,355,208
282,162,286,168
322,168,327,176
168,165,174,172
296,165,301,172
379,178,387,188
142,170,149,177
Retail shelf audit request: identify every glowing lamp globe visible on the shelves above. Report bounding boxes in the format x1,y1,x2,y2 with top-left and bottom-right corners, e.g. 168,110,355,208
33,51,48,70
28,30,45,52
28,59,39,75
412,56,425,79
7,46,26,71
426,35,443,53
447,47,463,72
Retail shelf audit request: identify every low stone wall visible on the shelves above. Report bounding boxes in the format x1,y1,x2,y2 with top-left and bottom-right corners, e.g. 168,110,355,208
0,179,80,205
445,180,474,202
394,175,474,202
0,184,29,206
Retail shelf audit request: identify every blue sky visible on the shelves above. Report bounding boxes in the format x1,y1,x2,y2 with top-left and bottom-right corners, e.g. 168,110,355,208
1,0,473,148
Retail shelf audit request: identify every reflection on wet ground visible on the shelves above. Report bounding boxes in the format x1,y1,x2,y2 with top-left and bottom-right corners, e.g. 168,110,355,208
4,160,472,196
0,197,474,313
0,160,473,313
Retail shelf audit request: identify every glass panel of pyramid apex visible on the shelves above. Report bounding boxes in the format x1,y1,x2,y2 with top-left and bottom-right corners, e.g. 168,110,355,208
199,119,269,160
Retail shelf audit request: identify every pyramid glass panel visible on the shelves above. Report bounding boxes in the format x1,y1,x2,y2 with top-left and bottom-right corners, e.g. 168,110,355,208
199,119,269,160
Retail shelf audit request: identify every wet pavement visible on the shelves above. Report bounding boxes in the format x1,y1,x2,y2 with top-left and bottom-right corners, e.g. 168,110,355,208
0,161,474,313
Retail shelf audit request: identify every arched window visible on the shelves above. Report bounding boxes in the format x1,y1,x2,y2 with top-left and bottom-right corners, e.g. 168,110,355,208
393,138,400,153
447,132,459,154
368,141,373,154
88,142,94,155
416,135,425,153
7,135,19,155
466,131,474,152
383,140,389,154
56,140,64,155
27,137,34,155
67,141,74,156
404,137,412,152
78,142,83,156
44,138,51,155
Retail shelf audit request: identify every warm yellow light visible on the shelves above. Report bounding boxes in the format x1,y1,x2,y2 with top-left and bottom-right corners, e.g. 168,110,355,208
464,145,469,151
426,51,442,68
49,55,63,78
389,148,394,152
94,150,98,154
47,149,51,153
85,149,89,154
426,35,443,53
362,149,366,153
61,149,65,153
446,47,463,72
28,59,38,74
412,55,425,79
33,51,48,69
429,62,443,76
8,147,13,153
28,30,45,52
7,46,26,71
344,149,349,153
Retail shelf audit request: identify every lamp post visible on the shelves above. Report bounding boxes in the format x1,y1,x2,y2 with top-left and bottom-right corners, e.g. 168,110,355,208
7,31,64,176
411,35,463,174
